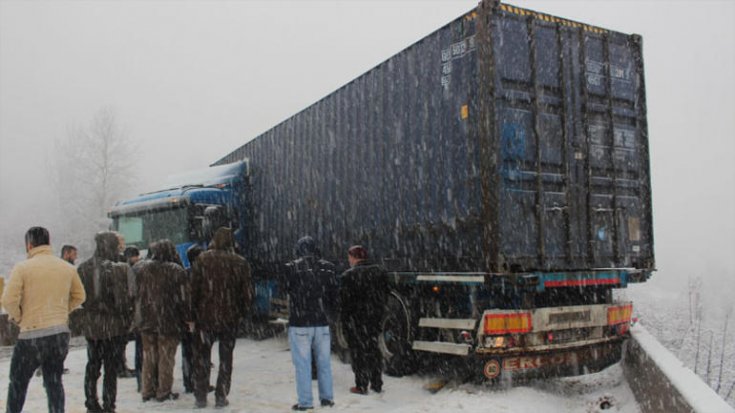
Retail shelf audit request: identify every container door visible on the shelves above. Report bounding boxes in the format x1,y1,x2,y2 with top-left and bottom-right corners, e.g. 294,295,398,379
488,7,651,272
491,14,574,271
576,32,650,269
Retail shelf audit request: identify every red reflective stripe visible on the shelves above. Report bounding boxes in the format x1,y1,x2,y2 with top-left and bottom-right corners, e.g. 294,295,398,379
544,278,619,287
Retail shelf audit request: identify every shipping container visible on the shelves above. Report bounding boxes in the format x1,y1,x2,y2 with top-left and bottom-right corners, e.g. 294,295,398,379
215,0,654,279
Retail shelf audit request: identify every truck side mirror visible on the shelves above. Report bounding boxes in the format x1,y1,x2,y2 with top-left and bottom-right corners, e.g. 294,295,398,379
203,206,228,240
191,216,205,242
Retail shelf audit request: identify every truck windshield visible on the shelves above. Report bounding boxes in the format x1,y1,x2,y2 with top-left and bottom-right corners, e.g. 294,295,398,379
113,207,190,249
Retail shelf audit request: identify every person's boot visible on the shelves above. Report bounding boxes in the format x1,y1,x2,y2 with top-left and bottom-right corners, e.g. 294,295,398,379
117,368,136,378
349,386,368,395
85,400,103,413
156,392,179,402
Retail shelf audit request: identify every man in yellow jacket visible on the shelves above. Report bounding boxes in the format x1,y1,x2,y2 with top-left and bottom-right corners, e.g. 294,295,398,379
1,226,86,413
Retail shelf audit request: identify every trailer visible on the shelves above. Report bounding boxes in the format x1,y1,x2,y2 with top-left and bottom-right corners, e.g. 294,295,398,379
110,0,653,381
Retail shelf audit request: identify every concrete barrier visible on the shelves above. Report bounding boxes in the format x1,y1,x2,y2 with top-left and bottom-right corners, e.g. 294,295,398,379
624,325,734,413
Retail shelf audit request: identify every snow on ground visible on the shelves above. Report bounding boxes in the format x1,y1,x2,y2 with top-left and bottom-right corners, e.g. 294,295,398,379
0,335,639,413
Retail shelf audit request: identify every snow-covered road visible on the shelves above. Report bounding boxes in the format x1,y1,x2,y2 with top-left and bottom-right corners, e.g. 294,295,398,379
0,335,639,412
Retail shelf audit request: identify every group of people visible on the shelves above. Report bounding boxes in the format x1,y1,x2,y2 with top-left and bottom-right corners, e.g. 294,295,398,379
1,226,390,413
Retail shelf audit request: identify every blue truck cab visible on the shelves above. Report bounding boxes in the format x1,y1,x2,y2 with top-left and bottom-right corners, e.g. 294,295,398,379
108,160,273,318
109,161,248,267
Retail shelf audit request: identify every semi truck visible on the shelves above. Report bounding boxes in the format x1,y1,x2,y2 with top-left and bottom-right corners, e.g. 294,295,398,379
109,0,653,381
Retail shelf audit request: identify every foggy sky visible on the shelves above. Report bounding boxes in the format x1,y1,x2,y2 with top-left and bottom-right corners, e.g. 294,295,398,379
1,0,734,295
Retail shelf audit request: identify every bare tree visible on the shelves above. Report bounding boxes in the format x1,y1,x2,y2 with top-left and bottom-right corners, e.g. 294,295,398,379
706,329,715,385
692,277,704,374
48,107,138,252
694,318,702,374
716,307,731,393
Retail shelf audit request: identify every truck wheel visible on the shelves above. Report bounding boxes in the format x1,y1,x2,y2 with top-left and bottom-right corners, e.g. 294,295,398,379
380,292,417,377
333,318,351,364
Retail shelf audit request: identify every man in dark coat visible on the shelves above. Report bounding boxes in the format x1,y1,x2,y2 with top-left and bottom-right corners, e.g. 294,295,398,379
118,247,139,382
60,244,78,265
181,244,203,394
134,240,188,402
75,231,133,413
190,227,252,409
339,245,389,395
284,236,338,411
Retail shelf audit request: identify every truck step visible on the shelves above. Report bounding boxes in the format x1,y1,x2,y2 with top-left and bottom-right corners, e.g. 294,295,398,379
418,318,477,330
412,340,471,356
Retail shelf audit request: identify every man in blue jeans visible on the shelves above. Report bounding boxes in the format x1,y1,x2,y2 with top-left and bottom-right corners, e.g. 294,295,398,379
2,226,86,413
284,236,338,411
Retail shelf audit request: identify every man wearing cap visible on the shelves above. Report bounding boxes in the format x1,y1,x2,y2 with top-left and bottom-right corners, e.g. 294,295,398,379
339,245,389,395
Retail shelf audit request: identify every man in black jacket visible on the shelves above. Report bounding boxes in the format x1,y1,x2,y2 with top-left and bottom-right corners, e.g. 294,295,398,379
340,245,389,395
75,232,132,413
284,236,337,411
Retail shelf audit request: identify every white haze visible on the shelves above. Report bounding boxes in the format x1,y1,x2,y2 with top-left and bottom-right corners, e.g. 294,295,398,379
1,1,734,302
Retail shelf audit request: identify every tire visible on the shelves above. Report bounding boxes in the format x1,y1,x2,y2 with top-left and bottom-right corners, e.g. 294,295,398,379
332,318,351,364
380,292,417,377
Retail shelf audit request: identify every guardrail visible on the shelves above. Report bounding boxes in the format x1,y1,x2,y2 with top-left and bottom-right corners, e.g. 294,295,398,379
624,325,734,413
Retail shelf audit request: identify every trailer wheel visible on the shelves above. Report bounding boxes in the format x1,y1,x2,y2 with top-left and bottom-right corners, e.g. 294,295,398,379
380,292,417,377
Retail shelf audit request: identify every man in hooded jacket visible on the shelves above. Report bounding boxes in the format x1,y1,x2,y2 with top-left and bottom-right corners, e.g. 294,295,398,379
134,240,188,403
283,236,338,411
190,227,251,409
75,231,133,413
